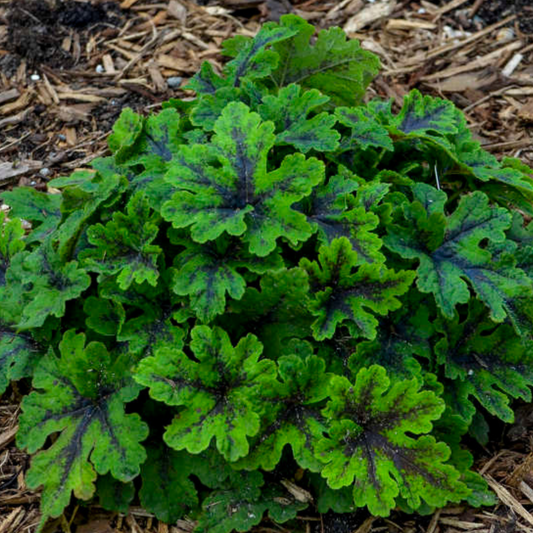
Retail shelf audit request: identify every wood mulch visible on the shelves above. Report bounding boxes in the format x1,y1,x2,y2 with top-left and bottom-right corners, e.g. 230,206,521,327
0,0,533,531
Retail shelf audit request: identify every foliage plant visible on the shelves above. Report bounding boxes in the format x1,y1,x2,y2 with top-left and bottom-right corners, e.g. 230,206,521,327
2,14,533,532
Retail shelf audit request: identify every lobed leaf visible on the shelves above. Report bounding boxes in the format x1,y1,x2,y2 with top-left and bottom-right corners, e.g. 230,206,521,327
271,15,380,105
17,330,148,525
301,238,414,340
81,192,162,290
162,102,324,256
195,471,307,533
139,443,198,523
390,90,458,137
336,106,393,151
6,240,91,329
258,84,340,152
0,325,42,394
317,365,468,515
169,234,282,322
385,184,533,325
236,351,331,472
0,212,25,287
436,301,533,423
0,187,61,243
134,326,277,461
224,268,313,359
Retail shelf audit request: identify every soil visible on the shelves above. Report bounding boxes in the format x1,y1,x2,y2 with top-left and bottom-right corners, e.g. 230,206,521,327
474,0,533,34
6,0,120,68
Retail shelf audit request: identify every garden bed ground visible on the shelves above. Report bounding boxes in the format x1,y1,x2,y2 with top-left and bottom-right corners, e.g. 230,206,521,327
0,0,533,531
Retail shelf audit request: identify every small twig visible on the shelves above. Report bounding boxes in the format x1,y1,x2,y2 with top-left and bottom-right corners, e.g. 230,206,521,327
469,0,487,18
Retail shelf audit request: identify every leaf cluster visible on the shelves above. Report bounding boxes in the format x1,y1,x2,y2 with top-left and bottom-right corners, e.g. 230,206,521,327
2,14,533,531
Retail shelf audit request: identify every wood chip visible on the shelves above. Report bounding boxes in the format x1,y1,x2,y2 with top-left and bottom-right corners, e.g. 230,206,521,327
428,70,500,92
519,481,533,505
0,507,24,533
0,92,32,115
0,107,33,129
147,60,167,92
0,425,18,451
0,89,20,105
102,53,116,74
120,0,140,8
502,53,524,77
76,519,114,533
156,54,191,71
484,475,533,528
401,14,518,67
344,0,397,33
439,517,486,530
168,0,188,24
0,160,42,185
42,73,60,105
421,40,523,81
518,99,533,123
387,19,437,31
352,517,376,533
56,92,106,103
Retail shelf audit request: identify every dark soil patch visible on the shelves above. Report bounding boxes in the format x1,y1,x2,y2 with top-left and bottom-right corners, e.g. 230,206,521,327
444,0,533,33
477,0,533,34
6,0,121,67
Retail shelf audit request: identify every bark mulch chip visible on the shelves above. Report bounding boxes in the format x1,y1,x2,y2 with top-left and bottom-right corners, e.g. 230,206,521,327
1,0,533,531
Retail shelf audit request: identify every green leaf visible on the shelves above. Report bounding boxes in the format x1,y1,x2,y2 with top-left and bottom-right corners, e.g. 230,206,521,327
162,102,324,256
53,171,127,262
235,351,331,472
83,296,126,337
187,62,228,95
336,106,393,151
170,235,282,323
308,473,356,514
7,240,91,330
134,326,277,461
390,90,458,137
0,212,25,287
139,443,198,523
107,108,144,163
302,173,387,264
190,87,242,131
194,471,265,533
96,474,135,513
384,184,533,324
223,22,298,86
258,84,340,152
195,471,307,533
301,238,414,340
0,325,42,393
271,15,380,105
117,303,186,359
224,268,313,359
349,295,435,379
128,108,184,169
316,365,468,515
81,192,162,290
456,128,533,193
0,188,61,243
436,301,533,423
17,330,148,524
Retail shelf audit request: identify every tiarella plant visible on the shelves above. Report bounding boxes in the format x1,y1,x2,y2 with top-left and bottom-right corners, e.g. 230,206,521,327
2,14,533,532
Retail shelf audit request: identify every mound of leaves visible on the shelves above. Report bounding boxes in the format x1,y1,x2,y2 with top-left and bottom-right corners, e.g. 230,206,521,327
2,14,533,532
